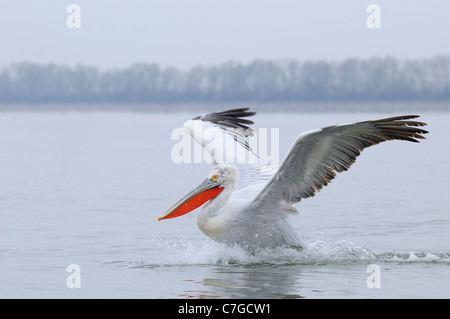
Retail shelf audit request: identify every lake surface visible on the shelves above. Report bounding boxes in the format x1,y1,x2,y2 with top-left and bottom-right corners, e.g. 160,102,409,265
1,109,449,298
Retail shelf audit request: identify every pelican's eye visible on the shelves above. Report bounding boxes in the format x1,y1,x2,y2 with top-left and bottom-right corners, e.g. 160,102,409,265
211,174,219,181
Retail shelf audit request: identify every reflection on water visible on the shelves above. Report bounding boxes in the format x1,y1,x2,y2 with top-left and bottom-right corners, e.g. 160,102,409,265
184,265,305,299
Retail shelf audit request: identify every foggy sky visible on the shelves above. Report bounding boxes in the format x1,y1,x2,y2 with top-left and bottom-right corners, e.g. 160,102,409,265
0,0,449,70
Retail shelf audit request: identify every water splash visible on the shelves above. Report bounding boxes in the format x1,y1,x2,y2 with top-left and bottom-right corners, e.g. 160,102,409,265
126,236,450,268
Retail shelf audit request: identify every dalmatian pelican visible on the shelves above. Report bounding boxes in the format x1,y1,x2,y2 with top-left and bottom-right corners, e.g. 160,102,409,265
158,108,427,250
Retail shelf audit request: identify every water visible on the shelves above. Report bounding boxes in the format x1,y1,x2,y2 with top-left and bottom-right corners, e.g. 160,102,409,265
1,109,449,298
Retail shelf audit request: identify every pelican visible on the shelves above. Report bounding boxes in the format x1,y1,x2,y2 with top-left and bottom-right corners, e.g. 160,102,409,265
158,108,428,250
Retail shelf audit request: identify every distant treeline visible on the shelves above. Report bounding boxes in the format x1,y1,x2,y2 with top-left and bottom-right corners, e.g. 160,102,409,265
1,56,449,103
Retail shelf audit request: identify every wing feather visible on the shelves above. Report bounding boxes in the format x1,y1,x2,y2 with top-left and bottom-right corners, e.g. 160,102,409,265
184,108,274,189
249,115,428,210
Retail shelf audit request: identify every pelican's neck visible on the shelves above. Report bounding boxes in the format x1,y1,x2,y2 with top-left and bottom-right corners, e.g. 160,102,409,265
203,185,234,216
196,185,233,240
197,176,237,240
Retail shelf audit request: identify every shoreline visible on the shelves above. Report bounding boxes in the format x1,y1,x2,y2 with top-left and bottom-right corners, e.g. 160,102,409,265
1,101,449,113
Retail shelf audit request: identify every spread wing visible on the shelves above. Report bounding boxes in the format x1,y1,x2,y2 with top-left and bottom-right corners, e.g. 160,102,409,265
249,115,428,213
183,108,274,189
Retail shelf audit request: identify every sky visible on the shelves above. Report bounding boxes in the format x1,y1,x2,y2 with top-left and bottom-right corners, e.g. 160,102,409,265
0,0,449,70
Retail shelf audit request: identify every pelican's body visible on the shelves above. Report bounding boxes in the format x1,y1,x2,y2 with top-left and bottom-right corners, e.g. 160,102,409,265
196,166,305,249
159,109,427,251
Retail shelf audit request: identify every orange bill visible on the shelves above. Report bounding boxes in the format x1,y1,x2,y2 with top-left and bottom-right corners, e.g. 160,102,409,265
158,178,224,221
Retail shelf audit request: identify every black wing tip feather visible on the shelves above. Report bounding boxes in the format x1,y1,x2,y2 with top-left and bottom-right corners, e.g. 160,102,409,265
213,107,256,117
193,107,257,132
370,114,428,143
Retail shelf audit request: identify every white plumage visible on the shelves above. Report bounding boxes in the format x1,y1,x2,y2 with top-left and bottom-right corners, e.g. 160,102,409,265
159,108,428,251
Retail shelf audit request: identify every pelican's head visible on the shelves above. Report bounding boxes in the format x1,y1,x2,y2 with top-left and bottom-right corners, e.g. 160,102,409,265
158,164,238,221
207,164,238,190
